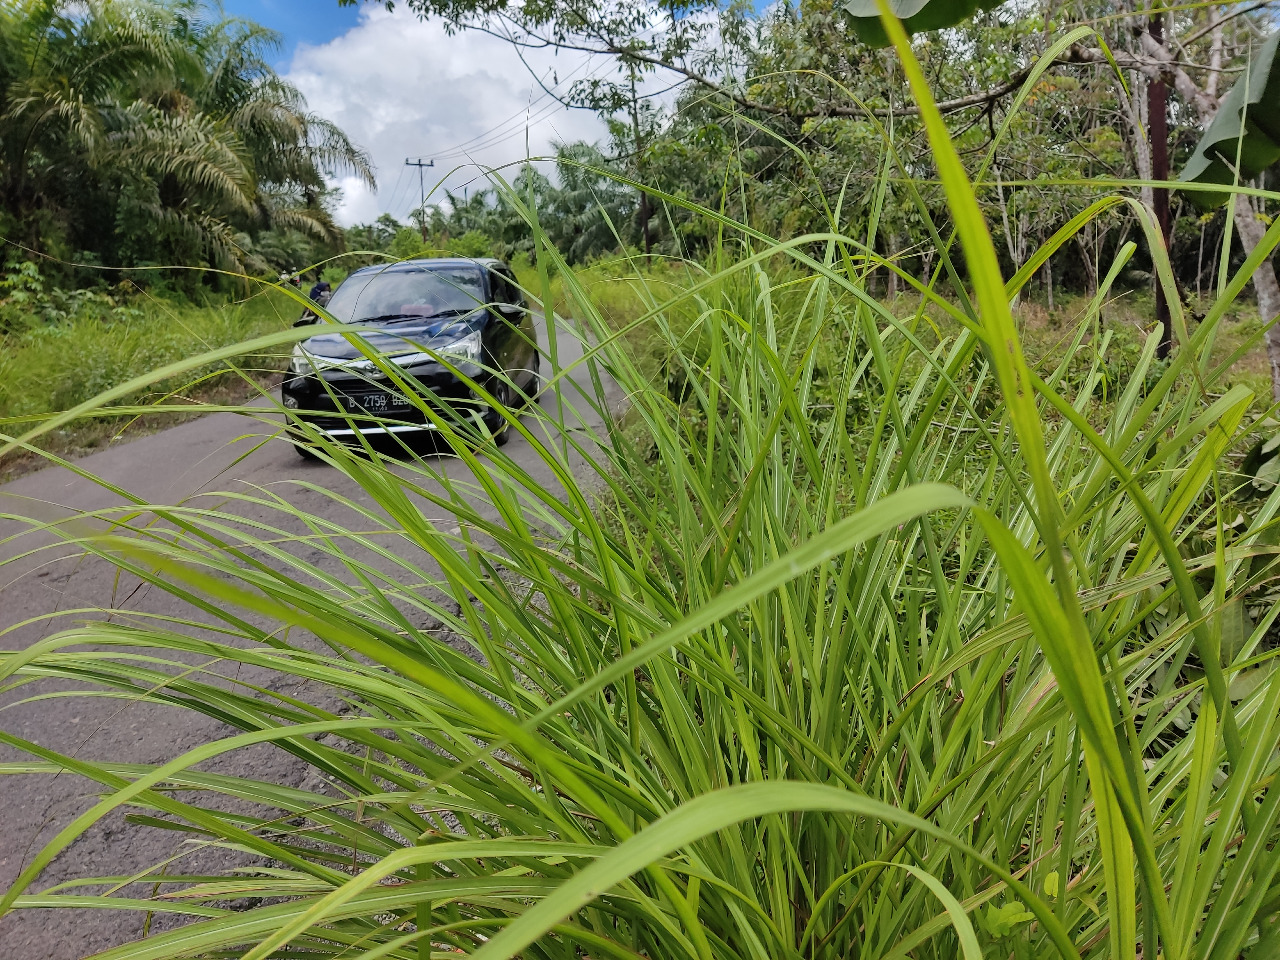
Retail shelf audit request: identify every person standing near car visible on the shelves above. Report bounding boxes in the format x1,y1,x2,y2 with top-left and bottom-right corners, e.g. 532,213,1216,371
308,279,331,306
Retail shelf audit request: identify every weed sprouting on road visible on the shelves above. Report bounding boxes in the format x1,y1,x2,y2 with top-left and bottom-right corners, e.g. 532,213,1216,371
3,30,1280,960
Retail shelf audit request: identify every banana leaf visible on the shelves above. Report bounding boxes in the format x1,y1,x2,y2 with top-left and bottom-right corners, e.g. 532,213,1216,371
842,0,1006,48
1180,31,1280,209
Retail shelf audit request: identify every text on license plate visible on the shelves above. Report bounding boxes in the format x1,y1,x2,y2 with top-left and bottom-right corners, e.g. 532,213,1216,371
342,392,410,414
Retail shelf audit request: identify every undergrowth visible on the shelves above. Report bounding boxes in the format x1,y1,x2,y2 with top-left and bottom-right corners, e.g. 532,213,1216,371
0,283,296,476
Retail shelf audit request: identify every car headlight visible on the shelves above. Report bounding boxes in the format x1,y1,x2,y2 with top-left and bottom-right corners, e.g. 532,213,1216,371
289,346,365,374
393,330,484,369
440,330,484,365
289,331,484,376
288,346,309,376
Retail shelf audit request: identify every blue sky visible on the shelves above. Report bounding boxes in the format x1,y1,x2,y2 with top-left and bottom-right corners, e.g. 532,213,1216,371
219,0,362,59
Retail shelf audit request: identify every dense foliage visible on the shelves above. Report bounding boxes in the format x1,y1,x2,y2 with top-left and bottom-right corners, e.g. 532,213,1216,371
0,0,373,285
6,0,1277,322
339,142,636,271
332,0,1279,316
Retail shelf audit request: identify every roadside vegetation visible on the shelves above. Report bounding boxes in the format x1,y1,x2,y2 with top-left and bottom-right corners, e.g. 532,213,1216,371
3,1,1280,959
0,261,296,479
0,0,375,473
7,154,1280,959
0,0,372,282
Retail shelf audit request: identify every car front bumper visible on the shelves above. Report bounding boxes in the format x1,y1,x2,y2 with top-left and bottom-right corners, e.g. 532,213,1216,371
281,363,498,440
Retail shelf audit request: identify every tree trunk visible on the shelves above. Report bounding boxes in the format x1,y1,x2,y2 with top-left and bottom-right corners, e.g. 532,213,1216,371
994,166,1020,305
1197,221,1206,301
1233,202,1280,400
638,191,652,255
1119,71,1155,213
1206,11,1224,100
627,67,652,256
1075,219,1102,296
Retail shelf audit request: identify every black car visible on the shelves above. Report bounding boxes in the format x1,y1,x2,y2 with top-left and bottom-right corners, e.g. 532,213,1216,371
282,257,539,455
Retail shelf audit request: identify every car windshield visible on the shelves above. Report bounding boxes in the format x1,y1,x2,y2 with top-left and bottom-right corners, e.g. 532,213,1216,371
326,265,486,324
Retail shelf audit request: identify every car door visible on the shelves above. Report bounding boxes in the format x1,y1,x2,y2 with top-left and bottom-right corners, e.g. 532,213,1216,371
484,266,517,379
500,267,537,388
487,266,532,387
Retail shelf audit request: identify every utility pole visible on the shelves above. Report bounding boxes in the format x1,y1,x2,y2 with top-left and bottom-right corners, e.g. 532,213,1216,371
405,158,434,242
1148,12,1173,358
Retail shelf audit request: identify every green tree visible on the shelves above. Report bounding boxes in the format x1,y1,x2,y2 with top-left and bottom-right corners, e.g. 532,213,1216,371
544,142,635,262
187,14,374,248
388,226,430,260
0,0,373,279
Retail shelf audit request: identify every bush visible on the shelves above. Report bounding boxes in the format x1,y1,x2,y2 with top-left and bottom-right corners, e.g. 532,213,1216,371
0,258,131,332
388,227,430,260
0,282,293,429
447,230,495,258
320,265,349,287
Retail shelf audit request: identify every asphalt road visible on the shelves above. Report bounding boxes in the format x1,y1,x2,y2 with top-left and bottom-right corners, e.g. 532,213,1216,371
0,319,613,959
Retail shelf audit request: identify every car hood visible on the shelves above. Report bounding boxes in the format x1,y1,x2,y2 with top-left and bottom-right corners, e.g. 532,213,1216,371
300,315,480,361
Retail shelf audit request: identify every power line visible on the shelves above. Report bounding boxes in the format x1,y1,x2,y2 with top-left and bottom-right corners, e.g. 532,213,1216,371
380,163,409,224
390,57,615,221
433,92,560,159
427,56,595,158
431,98,570,162
429,72,612,164
427,55,619,164
388,166,420,221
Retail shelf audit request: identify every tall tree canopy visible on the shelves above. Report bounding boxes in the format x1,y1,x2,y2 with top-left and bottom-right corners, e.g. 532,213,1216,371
0,0,374,278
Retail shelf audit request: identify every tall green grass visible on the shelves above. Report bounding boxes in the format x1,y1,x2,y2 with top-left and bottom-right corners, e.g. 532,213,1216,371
0,287,296,479
4,28,1280,960
0,289,293,426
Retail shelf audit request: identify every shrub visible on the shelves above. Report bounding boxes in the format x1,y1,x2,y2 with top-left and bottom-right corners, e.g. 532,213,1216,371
447,230,495,258
0,287,293,425
388,227,431,260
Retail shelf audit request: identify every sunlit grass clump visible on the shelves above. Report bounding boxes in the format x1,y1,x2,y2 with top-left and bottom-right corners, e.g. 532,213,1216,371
4,31,1280,960
0,288,295,472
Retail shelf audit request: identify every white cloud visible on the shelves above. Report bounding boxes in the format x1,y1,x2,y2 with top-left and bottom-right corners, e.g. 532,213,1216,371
286,6,611,226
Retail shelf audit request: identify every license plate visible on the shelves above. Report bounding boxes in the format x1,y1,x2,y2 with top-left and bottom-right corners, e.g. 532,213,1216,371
342,392,409,414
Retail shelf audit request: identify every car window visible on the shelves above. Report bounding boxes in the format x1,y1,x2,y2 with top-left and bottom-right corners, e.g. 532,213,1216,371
503,270,525,307
326,265,485,323
488,267,515,306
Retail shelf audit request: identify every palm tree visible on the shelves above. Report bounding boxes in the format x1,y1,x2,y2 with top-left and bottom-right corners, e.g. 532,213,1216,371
0,0,374,275
0,1,198,246
189,15,374,246
546,141,635,262
408,145,635,265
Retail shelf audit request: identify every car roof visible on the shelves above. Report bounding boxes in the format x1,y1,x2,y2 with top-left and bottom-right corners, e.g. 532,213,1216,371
347,257,506,277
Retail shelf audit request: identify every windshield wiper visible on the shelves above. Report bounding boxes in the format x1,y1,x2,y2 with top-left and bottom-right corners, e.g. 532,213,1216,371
347,313,420,324
351,308,478,324
391,307,476,321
